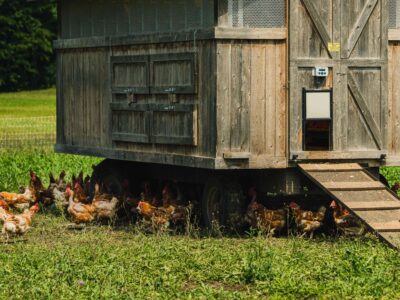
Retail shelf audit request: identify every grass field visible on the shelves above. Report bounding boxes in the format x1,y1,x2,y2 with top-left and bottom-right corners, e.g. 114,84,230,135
0,90,400,298
0,88,55,118
0,89,56,148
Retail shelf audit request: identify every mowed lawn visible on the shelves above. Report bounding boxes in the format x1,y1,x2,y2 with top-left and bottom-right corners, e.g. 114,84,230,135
0,88,55,118
0,90,399,298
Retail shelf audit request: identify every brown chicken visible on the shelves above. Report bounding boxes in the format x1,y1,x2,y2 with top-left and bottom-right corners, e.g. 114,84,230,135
245,188,286,235
289,202,326,238
71,175,89,204
0,188,33,207
92,184,119,221
137,200,171,230
330,200,365,236
0,203,39,242
29,171,46,201
67,188,96,224
0,171,40,208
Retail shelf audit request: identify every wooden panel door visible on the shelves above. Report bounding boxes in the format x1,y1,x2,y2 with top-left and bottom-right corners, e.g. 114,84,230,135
341,0,388,154
290,0,388,159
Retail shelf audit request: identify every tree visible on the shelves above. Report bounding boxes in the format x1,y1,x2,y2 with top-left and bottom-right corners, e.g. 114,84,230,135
0,0,57,91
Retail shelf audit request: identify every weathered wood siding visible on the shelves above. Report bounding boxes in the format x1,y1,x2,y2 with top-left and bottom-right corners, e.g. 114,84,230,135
58,48,110,147
215,40,287,168
59,0,215,39
57,41,217,162
388,38,400,163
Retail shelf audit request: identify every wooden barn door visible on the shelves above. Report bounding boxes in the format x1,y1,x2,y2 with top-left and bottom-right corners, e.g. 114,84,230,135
290,0,388,159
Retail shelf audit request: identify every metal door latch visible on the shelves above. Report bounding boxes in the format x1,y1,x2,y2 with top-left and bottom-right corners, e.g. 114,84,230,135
127,92,137,105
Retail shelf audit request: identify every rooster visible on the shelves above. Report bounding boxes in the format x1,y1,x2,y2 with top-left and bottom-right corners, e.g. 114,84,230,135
0,203,39,242
330,200,365,236
245,188,286,235
67,188,96,224
289,202,326,238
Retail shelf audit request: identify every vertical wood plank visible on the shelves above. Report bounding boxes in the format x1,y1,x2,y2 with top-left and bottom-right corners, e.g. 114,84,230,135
250,44,266,155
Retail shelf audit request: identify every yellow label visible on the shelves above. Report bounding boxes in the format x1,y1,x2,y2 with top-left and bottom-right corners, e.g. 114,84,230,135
328,42,341,52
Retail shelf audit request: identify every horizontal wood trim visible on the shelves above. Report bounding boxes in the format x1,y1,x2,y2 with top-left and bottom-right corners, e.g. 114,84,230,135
152,136,195,146
291,59,386,67
112,133,149,144
111,55,148,64
55,144,216,169
54,29,215,49
223,152,251,159
389,29,400,41
110,103,148,111
215,156,288,169
214,27,287,40
110,103,195,112
54,28,287,50
150,52,195,62
112,87,150,95
291,151,387,160
151,104,195,112
385,156,400,166
150,86,195,95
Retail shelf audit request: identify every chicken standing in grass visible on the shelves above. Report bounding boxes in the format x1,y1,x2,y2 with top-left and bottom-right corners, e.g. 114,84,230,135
0,203,39,242
67,185,96,224
39,171,71,208
289,202,326,238
0,171,43,211
137,197,172,231
92,183,119,221
245,187,286,235
330,200,365,236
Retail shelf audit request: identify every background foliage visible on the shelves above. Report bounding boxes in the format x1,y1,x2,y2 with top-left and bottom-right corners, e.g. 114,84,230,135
0,0,57,92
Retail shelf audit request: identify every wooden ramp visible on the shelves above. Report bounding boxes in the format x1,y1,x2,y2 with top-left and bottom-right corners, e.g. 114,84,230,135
298,163,400,250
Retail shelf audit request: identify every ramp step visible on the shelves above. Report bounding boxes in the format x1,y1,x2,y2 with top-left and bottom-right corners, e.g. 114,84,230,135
370,221,400,232
298,162,400,250
299,163,363,172
323,181,385,191
380,232,400,248
347,201,400,211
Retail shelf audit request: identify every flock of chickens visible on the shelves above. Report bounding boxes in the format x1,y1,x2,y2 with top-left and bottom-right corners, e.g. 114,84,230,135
0,170,193,241
245,187,366,237
0,169,367,242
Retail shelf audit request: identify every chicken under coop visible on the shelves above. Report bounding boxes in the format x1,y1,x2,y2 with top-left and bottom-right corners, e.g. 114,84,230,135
0,166,372,243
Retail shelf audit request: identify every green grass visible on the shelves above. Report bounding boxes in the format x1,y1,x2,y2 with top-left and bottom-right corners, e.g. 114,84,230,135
0,214,399,299
0,88,55,118
0,149,102,192
381,166,400,187
0,89,56,148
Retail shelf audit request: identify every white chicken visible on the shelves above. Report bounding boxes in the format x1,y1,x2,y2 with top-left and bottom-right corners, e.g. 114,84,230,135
1,203,39,242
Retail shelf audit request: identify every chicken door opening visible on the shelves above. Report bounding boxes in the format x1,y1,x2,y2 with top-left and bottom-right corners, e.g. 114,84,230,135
303,90,332,151
304,120,331,150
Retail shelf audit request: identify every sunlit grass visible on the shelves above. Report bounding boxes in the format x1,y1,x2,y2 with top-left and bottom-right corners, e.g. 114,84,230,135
0,213,398,299
0,88,55,118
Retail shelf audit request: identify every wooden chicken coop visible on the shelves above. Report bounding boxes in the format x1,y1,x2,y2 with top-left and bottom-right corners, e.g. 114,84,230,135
54,0,400,245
